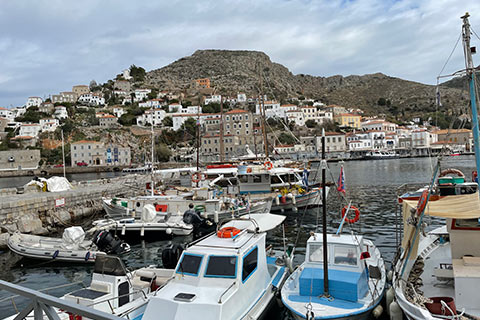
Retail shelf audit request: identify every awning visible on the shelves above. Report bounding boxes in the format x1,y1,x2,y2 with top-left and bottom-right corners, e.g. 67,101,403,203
403,192,480,219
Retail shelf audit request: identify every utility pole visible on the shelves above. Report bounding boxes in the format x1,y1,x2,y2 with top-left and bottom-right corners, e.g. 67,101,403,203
61,130,66,178
462,12,480,178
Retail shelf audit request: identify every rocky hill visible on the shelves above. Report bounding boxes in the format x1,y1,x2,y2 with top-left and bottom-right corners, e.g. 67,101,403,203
145,50,470,119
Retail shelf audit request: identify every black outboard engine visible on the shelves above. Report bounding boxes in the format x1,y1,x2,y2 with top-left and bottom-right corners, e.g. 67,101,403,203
93,230,130,254
193,218,217,240
161,244,184,269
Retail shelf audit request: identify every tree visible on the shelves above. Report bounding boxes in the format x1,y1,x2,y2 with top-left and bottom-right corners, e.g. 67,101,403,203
147,88,159,100
179,118,197,140
155,143,172,162
377,98,387,106
162,116,173,127
89,80,99,91
130,65,146,82
278,132,296,145
305,120,317,128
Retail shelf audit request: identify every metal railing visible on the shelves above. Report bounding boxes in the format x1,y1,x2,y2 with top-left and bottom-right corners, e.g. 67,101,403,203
0,280,122,320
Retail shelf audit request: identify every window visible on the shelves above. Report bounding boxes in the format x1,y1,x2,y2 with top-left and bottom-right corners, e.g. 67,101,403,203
334,245,357,266
242,247,258,282
309,244,329,262
253,175,262,183
176,254,203,276
205,256,237,278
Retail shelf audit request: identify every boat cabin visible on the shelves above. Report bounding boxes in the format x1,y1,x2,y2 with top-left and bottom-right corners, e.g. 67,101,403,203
300,233,369,302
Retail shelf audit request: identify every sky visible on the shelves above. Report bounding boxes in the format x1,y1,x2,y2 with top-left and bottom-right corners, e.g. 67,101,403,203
1,0,480,107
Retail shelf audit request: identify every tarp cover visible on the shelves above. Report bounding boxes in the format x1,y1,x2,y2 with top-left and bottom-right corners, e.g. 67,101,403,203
62,226,85,249
402,192,480,259
142,204,157,222
26,176,72,192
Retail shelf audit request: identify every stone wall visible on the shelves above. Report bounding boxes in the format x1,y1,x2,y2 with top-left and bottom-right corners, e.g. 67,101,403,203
0,150,40,171
0,174,149,248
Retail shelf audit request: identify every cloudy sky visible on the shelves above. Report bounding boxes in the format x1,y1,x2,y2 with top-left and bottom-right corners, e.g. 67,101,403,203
1,0,480,107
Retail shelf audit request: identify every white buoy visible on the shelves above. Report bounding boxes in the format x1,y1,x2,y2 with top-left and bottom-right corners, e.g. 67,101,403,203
291,194,296,205
275,195,280,205
140,225,145,237
387,270,393,282
121,224,126,236
214,211,219,223
372,305,383,319
292,206,298,213
166,228,172,235
386,287,395,315
389,301,403,320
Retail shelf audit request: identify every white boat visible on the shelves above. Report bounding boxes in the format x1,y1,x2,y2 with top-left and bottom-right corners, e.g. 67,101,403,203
92,204,194,237
7,227,130,263
282,233,386,319
363,150,398,160
139,213,290,320
3,255,173,319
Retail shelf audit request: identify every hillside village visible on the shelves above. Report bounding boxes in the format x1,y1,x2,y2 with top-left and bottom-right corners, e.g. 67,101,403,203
0,64,473,170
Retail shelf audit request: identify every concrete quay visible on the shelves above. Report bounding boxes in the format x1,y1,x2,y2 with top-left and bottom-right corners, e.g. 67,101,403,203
0,174,149,249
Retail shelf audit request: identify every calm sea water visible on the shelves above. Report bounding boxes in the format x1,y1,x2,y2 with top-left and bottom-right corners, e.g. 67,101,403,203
0,156,476,318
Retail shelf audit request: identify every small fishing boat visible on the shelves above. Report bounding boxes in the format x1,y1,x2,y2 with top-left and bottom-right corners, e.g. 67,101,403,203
363,150,398,160
139,213,289,320
7,227,130,263
281,131,386,320
92,204,194,237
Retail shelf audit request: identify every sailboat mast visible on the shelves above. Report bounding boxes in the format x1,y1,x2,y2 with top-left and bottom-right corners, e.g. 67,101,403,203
259,67,269,158
321,129,329,295
462,12,480,177
61,129,66,178
150,105,155,197
220,97,225,162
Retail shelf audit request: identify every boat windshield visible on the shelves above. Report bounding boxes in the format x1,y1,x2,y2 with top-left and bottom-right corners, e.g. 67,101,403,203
333,245,358,266
176,254,203,276
205,256,237,278
308,244,328,263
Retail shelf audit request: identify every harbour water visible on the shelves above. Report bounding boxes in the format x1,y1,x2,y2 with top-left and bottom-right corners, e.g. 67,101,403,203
0,156,475,318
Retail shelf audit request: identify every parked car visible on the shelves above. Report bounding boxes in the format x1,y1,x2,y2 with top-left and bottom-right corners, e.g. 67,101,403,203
54,164,64,168
76,162,88,167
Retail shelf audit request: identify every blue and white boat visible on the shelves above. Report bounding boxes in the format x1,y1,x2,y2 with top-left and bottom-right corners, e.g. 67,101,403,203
281,233,386,319
139,213,289,320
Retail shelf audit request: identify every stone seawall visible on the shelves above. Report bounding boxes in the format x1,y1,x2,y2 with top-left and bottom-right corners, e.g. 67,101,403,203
0,174,149,248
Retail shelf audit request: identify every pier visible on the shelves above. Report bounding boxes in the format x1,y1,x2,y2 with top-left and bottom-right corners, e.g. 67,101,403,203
0,174,149,248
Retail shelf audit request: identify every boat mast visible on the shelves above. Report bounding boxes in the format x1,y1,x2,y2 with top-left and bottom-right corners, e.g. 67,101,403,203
259,66,269,158
150,105,155,196
321,128,329,295
462,12,480,177
220,96,225,162
61,129,66,178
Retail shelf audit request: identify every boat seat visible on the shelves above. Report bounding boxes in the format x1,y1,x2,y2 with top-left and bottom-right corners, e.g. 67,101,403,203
131,269,156,289
90,281,111,293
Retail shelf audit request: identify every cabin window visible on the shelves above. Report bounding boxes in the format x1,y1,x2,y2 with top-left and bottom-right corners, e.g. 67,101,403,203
452,218,480,230
253,175,262,183
271,175,282,184
205,256,237,278
176,254,203,276
334,245,358,266
309,244,329,262
239,175,248,183
242,247,258,282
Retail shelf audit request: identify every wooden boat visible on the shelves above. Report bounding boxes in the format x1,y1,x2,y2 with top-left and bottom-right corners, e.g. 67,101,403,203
7,227,130,263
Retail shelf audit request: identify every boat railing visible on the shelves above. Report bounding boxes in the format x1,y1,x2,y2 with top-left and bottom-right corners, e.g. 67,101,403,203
218,281,236,303
0,279,121,320
0,281,86,305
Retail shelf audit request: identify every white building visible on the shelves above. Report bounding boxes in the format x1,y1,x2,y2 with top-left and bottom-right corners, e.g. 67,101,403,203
237,93,247,103
139,99,164,108
134,89,151,102
26,97,43,108
412,129,437,148
53,106,68,119
113,107,126,118
18,124,42,137
137,109,166,126
286,110,305,127
172,113,219,131
255,101,281,118
0,107,15,120
39,118,59,132
78,93,105,106
204,95,222,105
122,69,133,80
361,119,397,132
168,104,202,114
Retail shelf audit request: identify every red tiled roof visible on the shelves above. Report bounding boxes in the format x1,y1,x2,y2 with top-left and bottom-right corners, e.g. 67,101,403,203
226,109,247,114
72,140,102,144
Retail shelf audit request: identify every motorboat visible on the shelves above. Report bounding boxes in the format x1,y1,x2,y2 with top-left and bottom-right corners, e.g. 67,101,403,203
7,227,130,263
139,213,289,320
363,150,398,160
281,233,386,319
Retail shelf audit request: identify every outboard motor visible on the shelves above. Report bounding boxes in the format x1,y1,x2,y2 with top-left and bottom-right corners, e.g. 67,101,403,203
93,230,130,254
193,218,217,240
161,244,184,269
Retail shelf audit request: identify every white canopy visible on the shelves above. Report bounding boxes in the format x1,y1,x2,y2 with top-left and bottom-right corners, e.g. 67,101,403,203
222,213,286,233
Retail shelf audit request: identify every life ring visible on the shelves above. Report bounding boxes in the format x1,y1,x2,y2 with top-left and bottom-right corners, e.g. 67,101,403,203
416,190,429,215
341,205,360,224
191,172,204,183
264,161,273,170
217,227,241,238
439,168,464,177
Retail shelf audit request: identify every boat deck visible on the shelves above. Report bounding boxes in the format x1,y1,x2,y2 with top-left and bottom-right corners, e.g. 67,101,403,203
419,242,455,299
